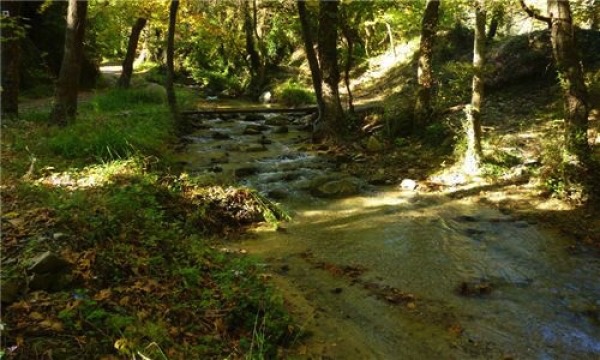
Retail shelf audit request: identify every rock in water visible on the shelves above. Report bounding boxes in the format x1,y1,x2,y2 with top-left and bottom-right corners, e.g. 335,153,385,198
259,91,272,103
400,179,418,191
312,178,361,198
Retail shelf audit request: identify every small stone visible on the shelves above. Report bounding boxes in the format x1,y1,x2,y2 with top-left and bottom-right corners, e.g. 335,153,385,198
245,144,267,152
244,114,266,122
272,125,289,134
212,132,231,140
400,179,418,191
28,251,71,274
0,277,25,304
366,136,384,152
53,233,68,241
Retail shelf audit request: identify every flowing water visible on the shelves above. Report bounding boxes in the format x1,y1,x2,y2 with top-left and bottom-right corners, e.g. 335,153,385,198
180,112,600,359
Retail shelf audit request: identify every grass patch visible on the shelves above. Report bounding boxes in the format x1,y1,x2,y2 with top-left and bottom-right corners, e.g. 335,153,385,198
273,81,315,107
1,88,296,359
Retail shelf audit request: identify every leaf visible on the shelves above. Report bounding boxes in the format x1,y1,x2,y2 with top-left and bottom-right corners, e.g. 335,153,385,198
29,312,44,321
93,288,112,301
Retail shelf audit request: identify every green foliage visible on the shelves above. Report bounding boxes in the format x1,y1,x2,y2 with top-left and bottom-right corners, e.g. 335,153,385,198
435,61,473,110
48,90,173,161
382,91,415,138
273,81,315,107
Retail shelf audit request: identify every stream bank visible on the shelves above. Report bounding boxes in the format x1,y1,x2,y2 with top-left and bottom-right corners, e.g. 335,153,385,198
178,109,600,359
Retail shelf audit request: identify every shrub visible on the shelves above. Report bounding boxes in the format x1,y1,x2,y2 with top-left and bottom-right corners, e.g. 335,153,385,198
273,81,315,106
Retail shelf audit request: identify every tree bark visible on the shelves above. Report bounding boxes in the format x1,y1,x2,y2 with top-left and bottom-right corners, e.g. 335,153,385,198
486,6,503,42
463,0,486,174
118,17,147,89
297,1,324,114
548,0,590,163
413,0,440,133
0,0,21,118
316,0,344,141
243,0,264,97
166,0,179,118
50,0,88,125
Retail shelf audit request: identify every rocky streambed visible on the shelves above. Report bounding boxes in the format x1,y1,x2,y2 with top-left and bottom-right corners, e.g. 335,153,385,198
178,110,600,359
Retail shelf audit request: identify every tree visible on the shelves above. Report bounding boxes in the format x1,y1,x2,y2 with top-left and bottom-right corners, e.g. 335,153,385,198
117,17,147,89
521,0,590,168
297,1,324,125
548,0,590,164
243,0,264,97
413,0,441,133
0,0,22,118
463,0,486,174
315,0,344,142
166,0,179,118
50,0,88,125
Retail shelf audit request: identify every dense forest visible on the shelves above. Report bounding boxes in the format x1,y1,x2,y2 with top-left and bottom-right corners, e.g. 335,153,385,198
1,0,600,358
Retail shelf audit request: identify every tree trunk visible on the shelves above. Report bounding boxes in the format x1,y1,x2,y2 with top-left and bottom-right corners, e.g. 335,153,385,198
50,0,88,125
413,0,440,132
0,0,21,118
316,0,344,141
297,1,324,115
486,7,503,42
463,0,486,174
342,29,355,114
243,0,264,97
166,0,179,118
118,17,147,89
548,0,590,164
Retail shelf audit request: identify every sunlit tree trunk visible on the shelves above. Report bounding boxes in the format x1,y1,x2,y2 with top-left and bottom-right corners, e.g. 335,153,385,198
50,0,88,125
548,0,590,165
118,17,147,89
166,0,178,118
463,0,486,174
414,0,440,132
316,0,344,142
0,0,21,118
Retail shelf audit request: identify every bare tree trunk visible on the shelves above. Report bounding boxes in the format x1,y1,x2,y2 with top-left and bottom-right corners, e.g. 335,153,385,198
50,0,88,125
486,6,504,42
297,1,324,116
548,0,590,163
243,0,264,97
463,0,486,174
0,0,21,118
166,0,179,118
118,17,147,89
317,0,344,142
413,0,440,132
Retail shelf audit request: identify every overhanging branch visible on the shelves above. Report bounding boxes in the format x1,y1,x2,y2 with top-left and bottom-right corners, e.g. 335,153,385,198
519,0,552,28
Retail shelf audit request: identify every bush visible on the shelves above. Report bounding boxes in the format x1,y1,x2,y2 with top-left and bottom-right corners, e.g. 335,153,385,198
273,81,315,106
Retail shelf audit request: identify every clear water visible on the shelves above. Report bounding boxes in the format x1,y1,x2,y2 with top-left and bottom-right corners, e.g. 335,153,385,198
181,113,600,359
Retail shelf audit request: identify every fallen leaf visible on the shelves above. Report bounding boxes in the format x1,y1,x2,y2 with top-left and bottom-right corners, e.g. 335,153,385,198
93,288,112,301
29,312,44,321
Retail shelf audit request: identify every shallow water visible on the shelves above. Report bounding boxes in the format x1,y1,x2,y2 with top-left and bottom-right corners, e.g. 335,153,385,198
181,113,600,359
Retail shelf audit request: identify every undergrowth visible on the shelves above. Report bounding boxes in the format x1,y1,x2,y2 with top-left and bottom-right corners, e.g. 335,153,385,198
1,88,296,359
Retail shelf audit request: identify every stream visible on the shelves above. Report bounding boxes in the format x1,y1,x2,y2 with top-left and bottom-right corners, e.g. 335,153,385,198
179,111,600,359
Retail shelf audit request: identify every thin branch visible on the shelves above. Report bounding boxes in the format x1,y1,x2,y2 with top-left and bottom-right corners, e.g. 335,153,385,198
519,0,551,28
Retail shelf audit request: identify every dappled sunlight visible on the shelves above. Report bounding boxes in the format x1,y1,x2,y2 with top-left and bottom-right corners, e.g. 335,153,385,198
32,158,149,190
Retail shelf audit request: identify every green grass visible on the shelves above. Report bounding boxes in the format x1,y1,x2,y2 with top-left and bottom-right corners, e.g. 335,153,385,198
2,86,296,359
274,81,316,107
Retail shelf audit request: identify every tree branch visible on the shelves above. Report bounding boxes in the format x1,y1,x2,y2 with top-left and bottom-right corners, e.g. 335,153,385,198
519,0,551,28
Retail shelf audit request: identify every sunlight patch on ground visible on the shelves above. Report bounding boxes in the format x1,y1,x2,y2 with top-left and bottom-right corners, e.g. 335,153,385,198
33,158,147,189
